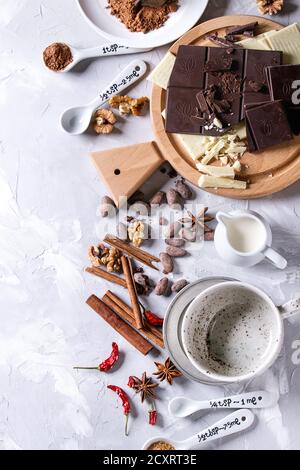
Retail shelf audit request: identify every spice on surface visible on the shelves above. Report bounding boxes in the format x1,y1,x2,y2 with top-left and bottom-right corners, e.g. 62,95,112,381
107,385,131,436
128,372,158,403
147,440,176,450
107,0,179,34
154,357,182,385
74,342,119,373
43,43,73,72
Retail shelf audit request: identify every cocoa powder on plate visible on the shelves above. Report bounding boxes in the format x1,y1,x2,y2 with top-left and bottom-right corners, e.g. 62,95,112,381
43,43,73,72
107,0,178,34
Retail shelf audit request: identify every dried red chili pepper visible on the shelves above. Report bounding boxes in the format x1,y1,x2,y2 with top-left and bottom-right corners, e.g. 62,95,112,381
74,342,119,373
144,310,164,327
149,409,158,426
107,385,131,436
127,376,137,388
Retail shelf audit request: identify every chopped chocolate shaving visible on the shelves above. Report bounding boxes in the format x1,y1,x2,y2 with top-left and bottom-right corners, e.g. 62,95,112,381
248,80,266,92
226,22,258,37
204,56,233,72
207,33,243,48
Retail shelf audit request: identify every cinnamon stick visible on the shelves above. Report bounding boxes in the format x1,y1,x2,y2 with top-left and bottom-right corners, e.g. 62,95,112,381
86,295,153,356
103,291,164,349
85,267,127,288
121,255,143,330
104,234,160,271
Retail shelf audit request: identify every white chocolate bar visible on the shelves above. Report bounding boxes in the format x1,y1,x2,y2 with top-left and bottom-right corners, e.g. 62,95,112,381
198,175,247,190
196,162,235,178
147,52,176,90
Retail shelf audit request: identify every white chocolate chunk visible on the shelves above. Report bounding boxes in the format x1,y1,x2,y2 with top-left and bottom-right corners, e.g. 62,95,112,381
233,122,247,141
176,134,211,160
198,175,247,190
232,160,242,172
201,140,225,164
196,163,235,178
147,52,176,90
266,23,300,64
238,30,277,50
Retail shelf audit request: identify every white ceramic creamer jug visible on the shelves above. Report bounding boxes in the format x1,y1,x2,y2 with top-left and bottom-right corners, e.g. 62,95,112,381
214,210,287,269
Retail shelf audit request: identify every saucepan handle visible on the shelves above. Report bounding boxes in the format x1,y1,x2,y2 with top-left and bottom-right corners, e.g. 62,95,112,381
279,298,300,320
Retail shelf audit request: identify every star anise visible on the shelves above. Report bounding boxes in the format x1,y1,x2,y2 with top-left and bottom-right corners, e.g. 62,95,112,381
179,207,215,233
128,372,158,403
256,0,284,15
153,358,182,385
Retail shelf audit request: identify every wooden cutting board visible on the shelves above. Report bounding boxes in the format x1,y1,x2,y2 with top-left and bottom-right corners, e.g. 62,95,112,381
91,15,300,205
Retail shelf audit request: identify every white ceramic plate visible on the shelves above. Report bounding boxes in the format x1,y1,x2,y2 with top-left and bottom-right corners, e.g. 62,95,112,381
164,276,236,385
76,0,209,49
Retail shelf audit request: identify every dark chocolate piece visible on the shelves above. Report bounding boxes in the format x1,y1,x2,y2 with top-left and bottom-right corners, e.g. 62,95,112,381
226,22,258,37
207,33,243,49
168,45,207,88
166,45,282,137
245,100,293,152
266,64,300,106
165,87,201,134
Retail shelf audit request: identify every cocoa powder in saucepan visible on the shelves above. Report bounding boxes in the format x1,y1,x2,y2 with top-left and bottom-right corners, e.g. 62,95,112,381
43,43,73,72
107,0,179,34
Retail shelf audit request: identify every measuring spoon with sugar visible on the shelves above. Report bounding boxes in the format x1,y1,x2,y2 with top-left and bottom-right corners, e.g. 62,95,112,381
168,391,277,418
60,59,147,135
48,44,152,73
143,409,255,450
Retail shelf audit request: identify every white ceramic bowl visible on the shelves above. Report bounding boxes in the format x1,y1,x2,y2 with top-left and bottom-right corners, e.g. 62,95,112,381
76,0,209,49
181,282,284,383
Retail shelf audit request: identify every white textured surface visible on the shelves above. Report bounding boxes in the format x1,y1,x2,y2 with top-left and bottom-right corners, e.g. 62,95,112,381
0,0,300,451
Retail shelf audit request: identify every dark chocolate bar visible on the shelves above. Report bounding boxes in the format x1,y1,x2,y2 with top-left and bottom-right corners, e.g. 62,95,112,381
266,64,300,135
245,100,293,152
165,45,282,136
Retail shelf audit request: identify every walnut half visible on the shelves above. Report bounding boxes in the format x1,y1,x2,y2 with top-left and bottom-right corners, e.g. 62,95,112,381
256,0,284,15
109,95,149,117
93,108,117,134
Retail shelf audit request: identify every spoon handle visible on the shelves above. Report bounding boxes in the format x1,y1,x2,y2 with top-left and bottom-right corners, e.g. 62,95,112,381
169,391,277,418
181,409,255,450
89,59,148,110
80,44,152,60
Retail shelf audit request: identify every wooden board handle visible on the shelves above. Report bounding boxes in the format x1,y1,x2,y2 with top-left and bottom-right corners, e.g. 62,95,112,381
90,141,164,207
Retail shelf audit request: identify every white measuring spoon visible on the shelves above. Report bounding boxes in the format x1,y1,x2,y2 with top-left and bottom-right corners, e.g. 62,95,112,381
53,44,152,73
60,59,147,135
168,391,277,418
143,409,255,450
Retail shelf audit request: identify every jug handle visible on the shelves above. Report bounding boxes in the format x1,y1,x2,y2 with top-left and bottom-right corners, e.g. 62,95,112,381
263,247,287,270
279,298,300,320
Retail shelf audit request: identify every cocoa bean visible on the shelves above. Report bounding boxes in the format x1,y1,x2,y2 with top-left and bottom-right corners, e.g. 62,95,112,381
154,277,169,296
159,217,169,226
150,191,166,206
117,222,128,240
134,273,152,295
172,279,189,293
166,189,183,208
164,221,182,238
160,252,174,274
166,246,187,257
100,196,116,218
180,228,196,242
204,231,215,241
175,179,193,200
165,238,185,248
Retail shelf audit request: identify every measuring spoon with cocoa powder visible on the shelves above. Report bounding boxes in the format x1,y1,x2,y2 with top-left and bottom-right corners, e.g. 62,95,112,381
43,42,152,73
60,59,147,135
142,409,255,450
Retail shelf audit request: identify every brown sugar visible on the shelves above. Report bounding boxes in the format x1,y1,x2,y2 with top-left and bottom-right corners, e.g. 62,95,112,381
147,440,176,451
43,43,73,72
107,0,179,34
